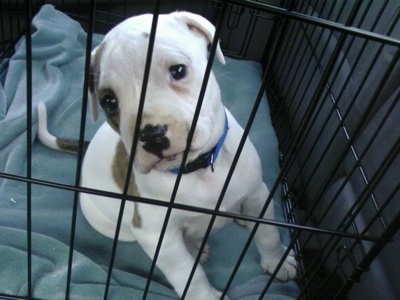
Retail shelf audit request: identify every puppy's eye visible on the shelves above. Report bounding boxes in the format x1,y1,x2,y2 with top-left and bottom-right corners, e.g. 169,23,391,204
169,64,187,81
100,92,119,115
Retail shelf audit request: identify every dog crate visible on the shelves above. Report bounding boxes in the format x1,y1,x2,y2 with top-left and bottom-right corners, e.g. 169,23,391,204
1,0,400,299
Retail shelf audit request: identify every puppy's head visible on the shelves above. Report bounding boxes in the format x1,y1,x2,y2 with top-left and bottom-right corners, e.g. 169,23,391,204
89,12,226,174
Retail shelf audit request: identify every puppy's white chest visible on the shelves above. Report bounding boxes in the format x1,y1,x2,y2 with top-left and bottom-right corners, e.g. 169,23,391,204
134,167,238,210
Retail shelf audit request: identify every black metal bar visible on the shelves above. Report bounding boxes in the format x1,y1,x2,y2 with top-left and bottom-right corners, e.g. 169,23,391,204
180,2,227,298
0,169,384,245
96,1,161,299
277,0,349,147
268,1,313,125
126,2,161,298
220,22,333,291
141,2,232,297
65,0,97,298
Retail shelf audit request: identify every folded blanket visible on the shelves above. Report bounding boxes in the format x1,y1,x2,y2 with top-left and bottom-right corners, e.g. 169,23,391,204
0,5,298,299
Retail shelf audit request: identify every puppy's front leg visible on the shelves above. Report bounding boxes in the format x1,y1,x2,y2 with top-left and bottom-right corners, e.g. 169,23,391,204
240,183,297,281
131,209,226,300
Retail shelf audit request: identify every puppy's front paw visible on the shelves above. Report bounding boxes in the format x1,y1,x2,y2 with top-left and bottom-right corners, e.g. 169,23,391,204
185,240,210,265
261,246,297,281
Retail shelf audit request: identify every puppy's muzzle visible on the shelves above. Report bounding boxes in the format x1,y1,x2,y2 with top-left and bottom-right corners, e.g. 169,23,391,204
139,124,170,158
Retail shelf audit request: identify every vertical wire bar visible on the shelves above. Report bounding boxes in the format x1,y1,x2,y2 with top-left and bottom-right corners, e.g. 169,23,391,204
179,4,230,297
135,9,161,299
272,1,331,143
65,0,97,298
277,1,346,144
362,180,400,238
24,0,33,297
105,2,161,299
269,1,311,124
269,0,319,116
264,7,298,120
102,2,160,299
272,0,309,86
221,50,301,297
142,3,228,298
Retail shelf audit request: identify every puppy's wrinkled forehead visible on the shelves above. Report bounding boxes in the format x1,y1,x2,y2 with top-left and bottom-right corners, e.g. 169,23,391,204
89,12,224,128
100,16,206,73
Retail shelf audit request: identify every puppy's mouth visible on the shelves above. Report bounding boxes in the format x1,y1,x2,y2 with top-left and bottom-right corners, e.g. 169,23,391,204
135,146,197,174
137,123,186,170
133,118,211,174
134,126,199,174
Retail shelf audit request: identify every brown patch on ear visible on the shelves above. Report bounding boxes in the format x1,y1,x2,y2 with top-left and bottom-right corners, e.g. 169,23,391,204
90,43,105,94
112,140,142,228
89,42,106,122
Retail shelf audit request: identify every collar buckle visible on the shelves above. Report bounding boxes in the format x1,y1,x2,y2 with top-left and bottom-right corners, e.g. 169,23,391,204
210,153,215,172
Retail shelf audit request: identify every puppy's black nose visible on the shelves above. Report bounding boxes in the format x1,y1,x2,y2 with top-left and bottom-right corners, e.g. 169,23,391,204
140,124,167,142
139,124,170,158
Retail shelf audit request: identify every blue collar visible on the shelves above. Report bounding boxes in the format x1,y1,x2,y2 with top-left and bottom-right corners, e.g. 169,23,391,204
170,111,229,174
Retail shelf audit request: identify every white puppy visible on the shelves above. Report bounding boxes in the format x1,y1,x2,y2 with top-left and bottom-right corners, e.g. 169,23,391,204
38,12,296,299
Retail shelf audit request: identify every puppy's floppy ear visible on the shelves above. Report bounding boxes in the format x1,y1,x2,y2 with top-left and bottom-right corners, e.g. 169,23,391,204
173,11,226,65
88,44,102,122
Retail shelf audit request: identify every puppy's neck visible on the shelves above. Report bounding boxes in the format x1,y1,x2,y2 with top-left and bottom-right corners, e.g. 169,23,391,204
169,110,229,174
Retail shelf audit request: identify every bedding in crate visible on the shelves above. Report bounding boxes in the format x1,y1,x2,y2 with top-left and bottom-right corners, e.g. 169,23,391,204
0,5,298,299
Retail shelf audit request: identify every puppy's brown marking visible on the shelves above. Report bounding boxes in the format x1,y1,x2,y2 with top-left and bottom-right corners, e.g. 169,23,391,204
89,42,105,96
56,138,90,154
112,140,142,228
